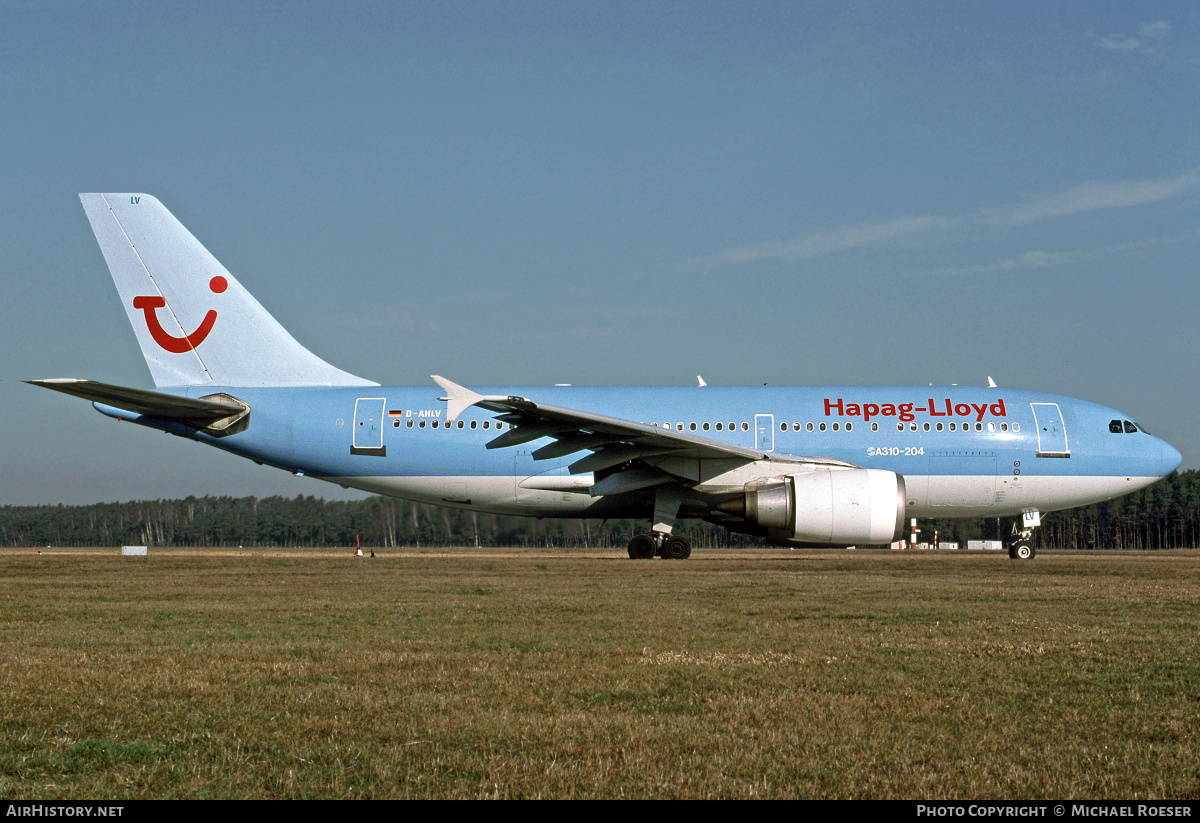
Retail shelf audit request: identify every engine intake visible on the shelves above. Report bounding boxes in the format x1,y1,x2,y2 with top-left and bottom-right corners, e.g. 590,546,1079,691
717,468,906,545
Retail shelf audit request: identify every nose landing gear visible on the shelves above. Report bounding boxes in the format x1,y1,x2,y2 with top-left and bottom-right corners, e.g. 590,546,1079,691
1008,540,1036,560
1005,510,1041,560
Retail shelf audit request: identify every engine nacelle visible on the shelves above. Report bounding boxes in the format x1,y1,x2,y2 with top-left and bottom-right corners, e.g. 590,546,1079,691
718,468,906,545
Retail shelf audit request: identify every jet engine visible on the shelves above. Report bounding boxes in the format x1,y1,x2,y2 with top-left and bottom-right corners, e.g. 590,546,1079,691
716,468,906,545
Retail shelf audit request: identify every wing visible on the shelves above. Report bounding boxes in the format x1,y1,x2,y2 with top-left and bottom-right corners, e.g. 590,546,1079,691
432,375,855,496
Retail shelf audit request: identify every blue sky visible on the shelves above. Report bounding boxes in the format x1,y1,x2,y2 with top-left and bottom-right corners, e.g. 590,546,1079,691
3,1,1198,504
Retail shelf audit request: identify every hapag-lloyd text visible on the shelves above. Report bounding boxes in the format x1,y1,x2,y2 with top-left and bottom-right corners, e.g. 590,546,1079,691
825,397,1008,423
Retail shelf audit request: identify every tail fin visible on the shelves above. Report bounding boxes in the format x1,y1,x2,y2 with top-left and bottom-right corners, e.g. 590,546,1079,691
79,193,376,388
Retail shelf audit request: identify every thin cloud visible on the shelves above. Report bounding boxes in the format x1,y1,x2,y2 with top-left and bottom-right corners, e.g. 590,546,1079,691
909,229,1200,278
986,168,1200,226
688,168,1200,270
1090,20,1171,57
704,215,956,267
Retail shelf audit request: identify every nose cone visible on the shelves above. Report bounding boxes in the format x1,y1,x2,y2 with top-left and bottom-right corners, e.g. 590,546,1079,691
1157,439,1183,477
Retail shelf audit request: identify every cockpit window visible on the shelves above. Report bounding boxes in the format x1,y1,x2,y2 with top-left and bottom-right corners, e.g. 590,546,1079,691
1110,419,1143,434
1109,420,1123,434
1124,421,1140,434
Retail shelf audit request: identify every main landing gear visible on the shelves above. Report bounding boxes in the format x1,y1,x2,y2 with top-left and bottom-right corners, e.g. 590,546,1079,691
1005,510,1041,560
627,532,692,560
626,485,692,559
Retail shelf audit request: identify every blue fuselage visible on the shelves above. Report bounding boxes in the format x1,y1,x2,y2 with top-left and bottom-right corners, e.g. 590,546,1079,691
100,384,1181,521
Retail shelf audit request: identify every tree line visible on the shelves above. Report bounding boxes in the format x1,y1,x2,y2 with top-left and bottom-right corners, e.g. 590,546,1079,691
4,470,1199,550
0,494,738,549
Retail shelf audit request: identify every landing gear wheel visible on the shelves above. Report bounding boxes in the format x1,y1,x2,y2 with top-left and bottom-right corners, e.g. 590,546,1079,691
661,535,692,560
627,534,656,559
1008,541,1036,560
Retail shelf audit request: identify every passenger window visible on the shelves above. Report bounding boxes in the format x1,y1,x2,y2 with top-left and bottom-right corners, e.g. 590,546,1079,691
922,422,930,432
949,422,956,432
470,420,477,429
793,422,801,431
871,423,878,432
910,423,917,432
419,420,426,428
1013,423,1020,432
845,422,852,431
715,423,723,431
483,421,489,429
690,422,697,431
1001,423,1008,432
703,422,710,431
896,423,904,432
780,422,786,431
807,422,814,432
819,422,827,432
832,423,840,432
407,420,413,428
741,422,749,432
936,422,943,432
975,423,982,432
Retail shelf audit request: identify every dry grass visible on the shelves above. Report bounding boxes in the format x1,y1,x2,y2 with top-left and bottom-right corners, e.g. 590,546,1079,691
0,547,1197,798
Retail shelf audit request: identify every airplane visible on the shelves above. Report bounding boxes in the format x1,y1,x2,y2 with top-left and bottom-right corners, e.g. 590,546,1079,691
28,194,1182,560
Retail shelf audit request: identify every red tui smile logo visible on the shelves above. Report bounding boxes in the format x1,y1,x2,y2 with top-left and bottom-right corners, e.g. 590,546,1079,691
133,276,227,353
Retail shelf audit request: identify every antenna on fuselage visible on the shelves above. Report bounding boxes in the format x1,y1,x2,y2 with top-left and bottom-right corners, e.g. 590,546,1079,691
987,376,998,388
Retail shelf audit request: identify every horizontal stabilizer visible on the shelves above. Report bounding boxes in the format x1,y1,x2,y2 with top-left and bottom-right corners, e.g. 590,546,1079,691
26,379,242,420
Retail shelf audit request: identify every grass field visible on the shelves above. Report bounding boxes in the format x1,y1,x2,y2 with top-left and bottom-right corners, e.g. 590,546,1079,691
0,547,1197,799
